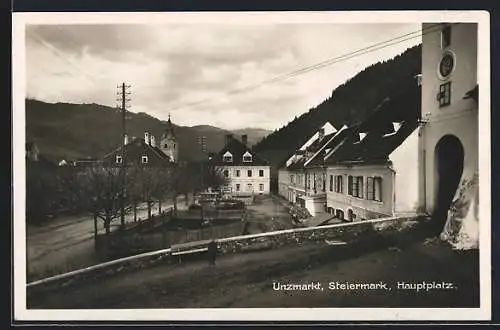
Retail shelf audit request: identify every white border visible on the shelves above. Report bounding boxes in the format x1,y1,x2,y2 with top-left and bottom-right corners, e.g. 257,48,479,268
13,10,491,321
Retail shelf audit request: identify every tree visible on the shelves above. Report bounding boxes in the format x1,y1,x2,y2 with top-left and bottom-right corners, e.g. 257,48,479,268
150,165,173,215
81,166,133,234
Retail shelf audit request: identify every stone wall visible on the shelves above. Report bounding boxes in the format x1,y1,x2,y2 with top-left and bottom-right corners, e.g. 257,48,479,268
27,216,421,296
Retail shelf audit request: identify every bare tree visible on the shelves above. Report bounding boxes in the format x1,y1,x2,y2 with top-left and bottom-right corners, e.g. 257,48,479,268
82,166,133,234
151,165,173,215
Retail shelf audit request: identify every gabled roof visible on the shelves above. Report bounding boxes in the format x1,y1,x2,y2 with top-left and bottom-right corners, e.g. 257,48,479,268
324,88,421,165
284,122,337,169
211,136,269,166
102,137,172,166
305,125,351,167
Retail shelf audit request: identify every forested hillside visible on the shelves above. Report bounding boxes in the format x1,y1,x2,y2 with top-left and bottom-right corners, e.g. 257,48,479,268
25,100,270,163
252,45,422,166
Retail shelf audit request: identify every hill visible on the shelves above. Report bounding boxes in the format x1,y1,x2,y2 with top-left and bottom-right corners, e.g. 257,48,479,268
252,45,422,166
25,100,271,163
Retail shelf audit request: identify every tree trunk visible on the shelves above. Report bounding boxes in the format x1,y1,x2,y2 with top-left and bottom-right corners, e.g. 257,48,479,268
158,199,162,214
134,202,137,222
104,219,111,235
173,194,178,215
93,212,98,247
148,201,152,220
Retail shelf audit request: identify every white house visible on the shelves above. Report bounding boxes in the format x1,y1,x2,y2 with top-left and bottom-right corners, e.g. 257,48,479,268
323,89,422,221
213,134,271,196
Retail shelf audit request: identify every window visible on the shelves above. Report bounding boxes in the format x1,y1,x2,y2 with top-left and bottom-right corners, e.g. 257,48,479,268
115,155,123,164
367,177,383,201
335,176,343,193
223,151,233,163
290,174,295,183
259,184,264,191
164,144,168,148
236,170,241,177
247,170,252,177
242,151,253,162
247,183,253,192
141,155,148,164
349,176,364,198
356,176,364,198
236,184,240,192
322,176,326,192
441,24,451,49
438,82,451,107
348,176,353,195
223,170,229,177
329,175,333,192
259,169,264,177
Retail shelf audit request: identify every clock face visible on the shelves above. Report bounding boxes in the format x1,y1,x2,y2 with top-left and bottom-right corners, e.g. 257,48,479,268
439,53,455,78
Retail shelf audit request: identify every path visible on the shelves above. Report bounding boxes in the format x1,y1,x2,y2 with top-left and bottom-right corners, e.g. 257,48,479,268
27,234,479,309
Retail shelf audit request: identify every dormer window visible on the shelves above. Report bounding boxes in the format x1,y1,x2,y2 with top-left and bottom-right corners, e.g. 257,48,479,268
141,155,148,164
223,151,233,163
242,151,253,162
115,155,123,164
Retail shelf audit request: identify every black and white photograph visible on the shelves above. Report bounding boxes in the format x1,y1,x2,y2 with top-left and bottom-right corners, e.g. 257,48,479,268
12,11,490,321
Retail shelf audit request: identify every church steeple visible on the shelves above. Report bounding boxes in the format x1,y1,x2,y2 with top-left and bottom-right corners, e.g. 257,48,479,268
160,113,178,162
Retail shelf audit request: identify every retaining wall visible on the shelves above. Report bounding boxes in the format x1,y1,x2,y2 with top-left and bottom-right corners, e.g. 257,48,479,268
27,215,423,295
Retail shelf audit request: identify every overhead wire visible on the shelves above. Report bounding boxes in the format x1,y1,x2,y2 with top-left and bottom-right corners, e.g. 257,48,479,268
165,23,451,112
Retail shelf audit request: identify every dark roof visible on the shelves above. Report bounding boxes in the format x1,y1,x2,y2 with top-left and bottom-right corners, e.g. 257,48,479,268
304,125,355,167
211,136,269,166
324,89,421,165
283,128,339,170
304,132,336,152
161,116,176,139
101,138,172,166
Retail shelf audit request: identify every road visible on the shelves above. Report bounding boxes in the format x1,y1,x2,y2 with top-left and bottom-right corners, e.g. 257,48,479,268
28,229,479,309
26,197,189,281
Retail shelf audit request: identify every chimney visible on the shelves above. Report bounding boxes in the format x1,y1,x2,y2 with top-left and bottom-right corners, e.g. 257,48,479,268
318,128,325,141
150,135,156,147
144,132,150,145
242,134,248,145
225,134,233,146
124,134,129,145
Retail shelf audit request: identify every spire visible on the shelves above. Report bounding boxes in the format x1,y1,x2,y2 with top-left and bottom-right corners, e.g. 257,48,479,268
163,113,176,139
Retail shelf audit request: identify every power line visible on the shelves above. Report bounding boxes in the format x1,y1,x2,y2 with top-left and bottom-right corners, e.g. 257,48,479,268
26,29,100,85
166,23,449,113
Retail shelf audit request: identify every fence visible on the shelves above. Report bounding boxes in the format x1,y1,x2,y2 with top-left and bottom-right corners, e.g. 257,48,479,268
27,214,423,292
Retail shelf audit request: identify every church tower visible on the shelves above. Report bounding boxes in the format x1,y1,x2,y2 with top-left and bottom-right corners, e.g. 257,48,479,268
160,114,178,163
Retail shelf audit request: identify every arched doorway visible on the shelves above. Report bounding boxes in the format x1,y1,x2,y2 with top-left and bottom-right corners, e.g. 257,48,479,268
433,134,464,232
336,209,344,220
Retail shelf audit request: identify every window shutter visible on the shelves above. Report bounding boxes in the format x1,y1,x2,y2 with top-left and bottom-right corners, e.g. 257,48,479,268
367,177,374,200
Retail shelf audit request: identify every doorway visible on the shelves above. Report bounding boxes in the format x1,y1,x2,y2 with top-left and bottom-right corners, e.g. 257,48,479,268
433,135,464,232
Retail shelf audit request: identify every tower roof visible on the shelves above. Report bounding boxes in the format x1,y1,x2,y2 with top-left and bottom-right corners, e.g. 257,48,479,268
162,113,176,139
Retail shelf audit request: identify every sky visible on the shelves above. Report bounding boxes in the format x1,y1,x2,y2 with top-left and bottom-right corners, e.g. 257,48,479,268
25,22,421,130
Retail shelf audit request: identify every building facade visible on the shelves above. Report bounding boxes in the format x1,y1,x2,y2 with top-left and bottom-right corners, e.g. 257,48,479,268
418,23,478,245
213,134,271,196
324,89,421,222
277,122,340,216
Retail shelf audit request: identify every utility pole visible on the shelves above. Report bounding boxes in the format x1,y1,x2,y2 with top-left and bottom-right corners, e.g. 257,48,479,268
117,82,131,227
197,136,207,221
